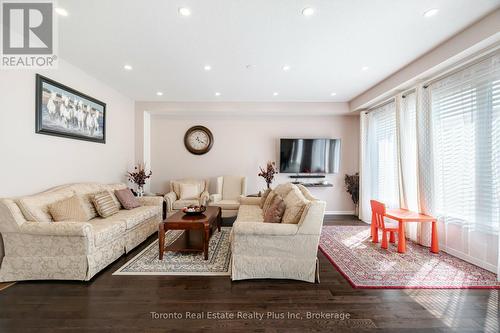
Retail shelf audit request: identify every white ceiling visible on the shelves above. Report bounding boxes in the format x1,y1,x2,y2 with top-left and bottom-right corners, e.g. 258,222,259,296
58,0,499,102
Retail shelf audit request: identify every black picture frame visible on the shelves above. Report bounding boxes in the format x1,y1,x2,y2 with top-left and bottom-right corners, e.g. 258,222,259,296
35,74,106,144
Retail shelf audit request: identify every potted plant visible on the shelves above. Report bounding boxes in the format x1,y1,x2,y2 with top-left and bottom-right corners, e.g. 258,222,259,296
258,161,278,189
344,172,359,216
127,163,152,197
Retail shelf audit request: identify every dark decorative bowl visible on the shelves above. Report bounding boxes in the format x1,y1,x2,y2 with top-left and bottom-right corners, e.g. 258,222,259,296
182,205,206,216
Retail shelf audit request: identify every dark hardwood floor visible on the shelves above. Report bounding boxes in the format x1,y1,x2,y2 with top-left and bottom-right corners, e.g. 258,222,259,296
0,216,497,332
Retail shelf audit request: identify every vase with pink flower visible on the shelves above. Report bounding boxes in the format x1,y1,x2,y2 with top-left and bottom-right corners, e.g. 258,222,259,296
127,164,152,197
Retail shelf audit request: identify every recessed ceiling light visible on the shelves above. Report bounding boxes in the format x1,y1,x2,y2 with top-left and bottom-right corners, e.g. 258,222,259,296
55,7,69,16
330,92,337,96
123,64,133,71
273,92,279,96
204,65,212,71
423,8,439,18
361,66,369,71
156,92,163,96
302,7,315,17
178,7,191,16
282,65,291,71
215,92,221,96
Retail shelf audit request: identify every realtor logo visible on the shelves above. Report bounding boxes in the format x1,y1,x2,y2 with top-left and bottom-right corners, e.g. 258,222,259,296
1,1,57,68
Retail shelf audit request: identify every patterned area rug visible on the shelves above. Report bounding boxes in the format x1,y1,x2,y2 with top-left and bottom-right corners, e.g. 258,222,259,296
113,227,231,276
319,225,500,289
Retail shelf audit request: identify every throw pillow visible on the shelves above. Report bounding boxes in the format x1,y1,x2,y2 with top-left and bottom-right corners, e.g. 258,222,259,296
260,189,271,208
115,188,141,210
92,191,119,218
49,195,90,222
179,183,199,200
263,195,286,223
282,186,309,224
262,191,277,215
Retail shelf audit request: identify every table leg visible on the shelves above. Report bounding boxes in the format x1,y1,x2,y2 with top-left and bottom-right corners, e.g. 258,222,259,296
217,208,221,232
203,225,210,260
397,221,406,253
158,223,165,260
431,220,439,253
371,221,378,243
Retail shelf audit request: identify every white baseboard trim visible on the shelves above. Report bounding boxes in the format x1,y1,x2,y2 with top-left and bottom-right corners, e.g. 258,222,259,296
324,211,356,215
439,245,497,274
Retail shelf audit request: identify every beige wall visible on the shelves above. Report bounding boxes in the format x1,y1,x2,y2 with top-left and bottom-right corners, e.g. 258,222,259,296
0,60,135,197
142,110,359,213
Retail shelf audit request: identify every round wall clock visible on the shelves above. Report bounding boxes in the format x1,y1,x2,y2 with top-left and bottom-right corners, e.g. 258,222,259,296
184,125,214,155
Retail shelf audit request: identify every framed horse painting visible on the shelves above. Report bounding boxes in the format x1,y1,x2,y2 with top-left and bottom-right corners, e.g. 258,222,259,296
35,74,106,143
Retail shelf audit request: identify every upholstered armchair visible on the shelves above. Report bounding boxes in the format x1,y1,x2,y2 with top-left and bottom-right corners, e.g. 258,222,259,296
208,176,246,217
164,179,210,215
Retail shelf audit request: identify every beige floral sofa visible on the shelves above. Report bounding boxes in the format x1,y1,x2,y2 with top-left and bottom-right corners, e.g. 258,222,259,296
0,183,162,282
231,183,326,283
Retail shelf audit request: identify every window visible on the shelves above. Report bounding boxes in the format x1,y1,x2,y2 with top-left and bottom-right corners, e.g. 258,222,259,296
365,101,399,208
431,54,500,234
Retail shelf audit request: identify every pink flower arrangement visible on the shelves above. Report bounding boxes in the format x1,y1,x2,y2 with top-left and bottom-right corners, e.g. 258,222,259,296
258,161,278,189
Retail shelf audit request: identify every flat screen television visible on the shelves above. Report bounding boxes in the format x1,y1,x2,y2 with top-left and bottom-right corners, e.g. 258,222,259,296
280,138,341,174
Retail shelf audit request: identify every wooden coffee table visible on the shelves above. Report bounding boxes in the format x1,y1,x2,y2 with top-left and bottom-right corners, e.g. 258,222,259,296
158,206,222,260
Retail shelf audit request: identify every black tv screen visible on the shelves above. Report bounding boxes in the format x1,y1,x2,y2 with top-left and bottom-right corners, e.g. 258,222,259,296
280,138,341,174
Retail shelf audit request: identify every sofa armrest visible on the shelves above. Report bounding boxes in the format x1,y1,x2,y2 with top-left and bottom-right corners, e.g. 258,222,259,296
232,222,298,236
17,221,93,237
239,196,261,206
200,191,210,205
164,192,177,212
138,196,163,207
209,193,222,203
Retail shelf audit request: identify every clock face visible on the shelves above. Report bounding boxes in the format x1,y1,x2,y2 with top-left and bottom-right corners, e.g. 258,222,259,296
184,126,213,155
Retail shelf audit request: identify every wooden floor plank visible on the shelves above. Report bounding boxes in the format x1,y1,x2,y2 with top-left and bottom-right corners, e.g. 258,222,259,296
0,217,497,332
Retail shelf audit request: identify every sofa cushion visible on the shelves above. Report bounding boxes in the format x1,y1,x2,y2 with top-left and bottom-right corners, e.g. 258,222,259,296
263,195,285,223
179,183,200,200
282,186,309,224
115,188,140,210
260,189,271,208
235,205,264,223
222,176,242,200
17,187,75,222
68,183,103,219
172,199,200,210
172,180,205,198
209,199,239,210
49,195,90,222
92,191,119,218
262,191,276,214
108,206,159,230
273,183,295,199
87,218,126,248
101,183,127,208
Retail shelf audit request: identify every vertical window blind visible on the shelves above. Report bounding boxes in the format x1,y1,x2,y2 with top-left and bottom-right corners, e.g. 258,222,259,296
430,54,500,234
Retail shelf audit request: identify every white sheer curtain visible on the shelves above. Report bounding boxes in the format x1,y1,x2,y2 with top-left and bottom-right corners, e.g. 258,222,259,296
397,92,420,242
430,54,500,273
359,101,399,223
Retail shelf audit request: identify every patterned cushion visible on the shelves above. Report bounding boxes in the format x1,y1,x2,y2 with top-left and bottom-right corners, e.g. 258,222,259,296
92,191,119,218
282,186,309,224
263,195,286,223
260,189,271,208
179,183,200,199
262,191,277,215
114,188,140,210
48,195,90,222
